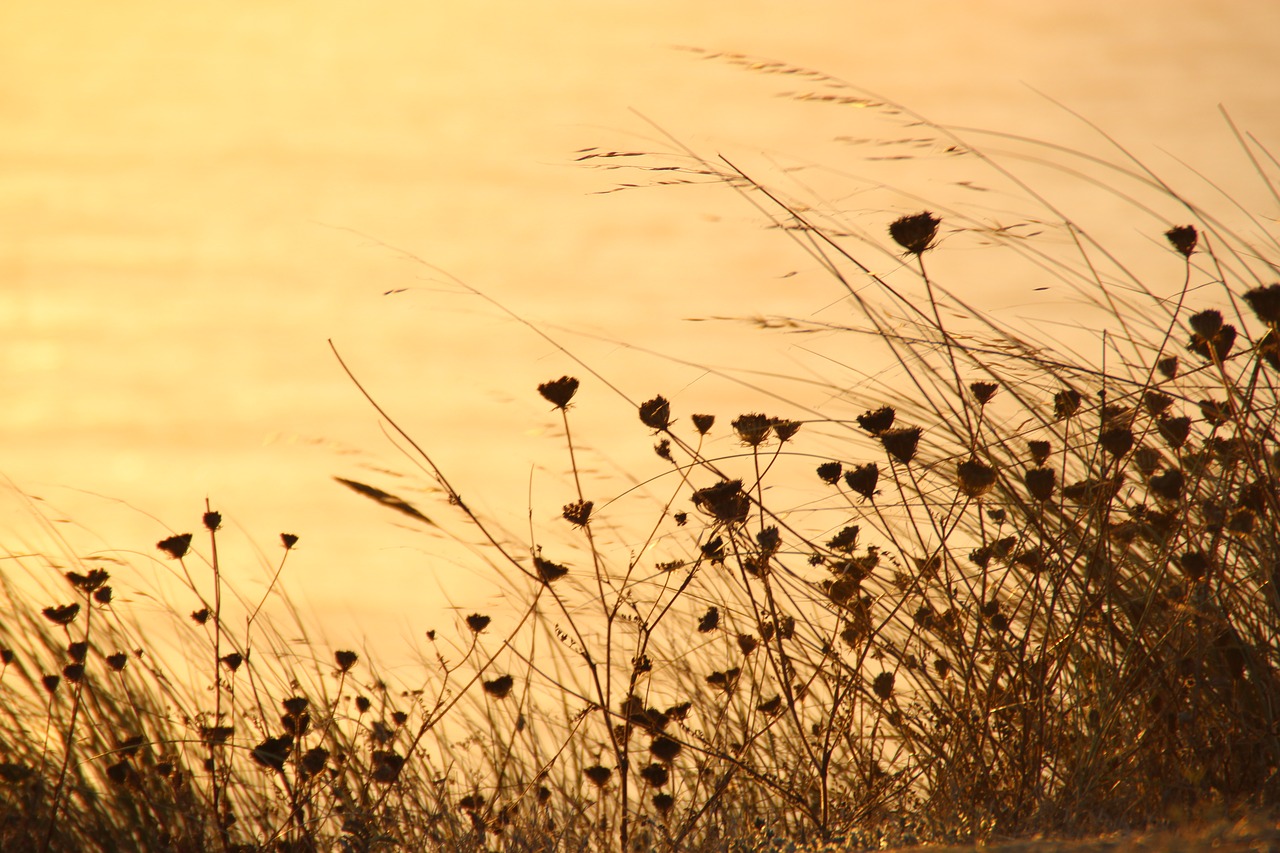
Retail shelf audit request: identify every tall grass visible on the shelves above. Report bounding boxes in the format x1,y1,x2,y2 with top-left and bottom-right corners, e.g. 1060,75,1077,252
2,63,1279,851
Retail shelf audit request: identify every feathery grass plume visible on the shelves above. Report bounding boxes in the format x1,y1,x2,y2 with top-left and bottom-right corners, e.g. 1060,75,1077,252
537,375,580,409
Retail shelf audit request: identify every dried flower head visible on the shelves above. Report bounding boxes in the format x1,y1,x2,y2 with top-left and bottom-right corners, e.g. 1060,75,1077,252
252,735,294,773
844,463,879,498
202,511,222,531
533,555,569,583
334,650,359,672
691,413,715,435
1244,283,1280,326
872,671,895,700
1053,389,1083,420
65,569,109,593
1100,427,1134,458
640,763,669,788
191,608,210,625
816,461,843,485
1179,550,1209,581
1187,310,1237,361
653,792,675,815
1198,399,1230,426
584,765,612,787
483,675,514,699
562,500,593,527
1157,355,1179,379
889,211,941,255
692,480,750,524
638,396,672,431
465,614,491,633
957,458,997,498
157,534,193,560
42,604,80,626
67,641,88,663
106,652,128,672
1025,468,1055,502
650,735,682,763
697,606,720,633
705,668,740,693
93,587,113,605
826,525,860,553
857,406,896,434
220,652,243,672
1157,416,1192,450
731,413,772,446
537,376,580,409
1164,225,1198,257
1028,440,1052,466
736,633,758,656
969,382,998,405
280,533,299,550
879,426,922,464
771,418,802,442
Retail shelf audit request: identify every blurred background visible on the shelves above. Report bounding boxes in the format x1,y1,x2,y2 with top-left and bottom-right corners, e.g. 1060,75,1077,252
3,0,1278,662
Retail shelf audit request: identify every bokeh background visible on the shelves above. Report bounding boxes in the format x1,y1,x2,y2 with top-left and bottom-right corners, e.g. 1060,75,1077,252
3,0,1278,661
